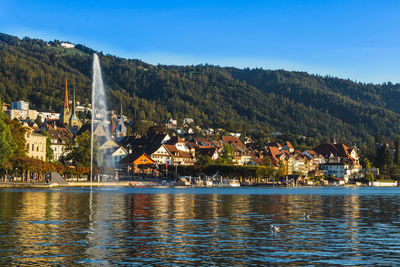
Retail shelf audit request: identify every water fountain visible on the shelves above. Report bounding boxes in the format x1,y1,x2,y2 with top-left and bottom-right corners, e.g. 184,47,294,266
90,53,112,182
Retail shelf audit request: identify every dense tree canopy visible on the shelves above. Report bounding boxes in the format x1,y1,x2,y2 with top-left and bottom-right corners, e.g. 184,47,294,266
0,109,15,168
2,32,400,145
63,131,94,167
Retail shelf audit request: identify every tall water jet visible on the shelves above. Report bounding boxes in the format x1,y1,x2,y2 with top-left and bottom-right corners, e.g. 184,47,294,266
90,53,112,182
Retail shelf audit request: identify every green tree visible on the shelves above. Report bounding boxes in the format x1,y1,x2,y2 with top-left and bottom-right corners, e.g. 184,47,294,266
196,155,213,166
5,117,27,159
0,109,16,178
366,136,376,163
366,173,374,184
278,160,286,177
64,131,95,167
215,144,234,165
362,158,372,169
41,130,54,162
395,136,400,165
376,144,393,175
132,120,153,136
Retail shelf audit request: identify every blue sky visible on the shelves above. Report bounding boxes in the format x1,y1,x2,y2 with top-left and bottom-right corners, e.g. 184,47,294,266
1,0,400,83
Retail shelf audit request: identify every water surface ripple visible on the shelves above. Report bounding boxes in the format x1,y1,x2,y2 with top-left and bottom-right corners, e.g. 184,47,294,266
0,187,399,265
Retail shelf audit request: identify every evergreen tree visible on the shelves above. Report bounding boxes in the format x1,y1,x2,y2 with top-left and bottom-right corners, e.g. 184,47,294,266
395,136,400,165
376,144,393,176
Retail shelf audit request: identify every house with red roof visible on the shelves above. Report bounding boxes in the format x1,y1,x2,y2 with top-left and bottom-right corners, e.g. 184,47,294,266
164,145,195,165
196,146,219,160
119,151,155,174
282,141,294,153
313,143,361,182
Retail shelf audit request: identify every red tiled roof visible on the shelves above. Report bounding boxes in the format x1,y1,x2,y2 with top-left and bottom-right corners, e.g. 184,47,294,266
251,155,264,165
313,143,354,158
196,146,218,158
267,146,283,165
193,137,213,147
222,136,241,144
119,151,154,164
47,127,73,140
164,144,192,159
286,141,294,149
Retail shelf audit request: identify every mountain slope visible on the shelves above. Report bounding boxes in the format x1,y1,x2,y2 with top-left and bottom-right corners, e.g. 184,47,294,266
1,32,400,143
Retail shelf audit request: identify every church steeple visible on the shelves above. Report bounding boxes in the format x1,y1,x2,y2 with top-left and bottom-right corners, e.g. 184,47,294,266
72,87,76,114
60,78,71,126
69,85,82,132
120,96,123,116
64,78,69,111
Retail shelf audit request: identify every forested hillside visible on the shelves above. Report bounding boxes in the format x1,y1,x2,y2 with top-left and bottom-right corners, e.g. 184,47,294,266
1,32,400,144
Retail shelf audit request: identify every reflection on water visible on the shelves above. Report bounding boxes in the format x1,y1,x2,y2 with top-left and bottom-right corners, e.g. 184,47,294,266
1,187,400,265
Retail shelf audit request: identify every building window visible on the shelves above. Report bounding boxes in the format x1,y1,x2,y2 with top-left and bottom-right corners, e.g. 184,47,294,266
32,144,34,151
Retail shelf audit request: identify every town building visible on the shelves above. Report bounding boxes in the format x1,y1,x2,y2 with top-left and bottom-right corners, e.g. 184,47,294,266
11,100,29,110
25,127,47,161
314,143,361,182
46,125,73,161
8,109,38,120
195,146,219,160
61,42,74,48
115,118,127,139
37,112,60,121
8,100,38,120
183,118,194,124
119,151,155,174
164,145,194,165
149,145,173,165
99,139,128,167
69,88,82,131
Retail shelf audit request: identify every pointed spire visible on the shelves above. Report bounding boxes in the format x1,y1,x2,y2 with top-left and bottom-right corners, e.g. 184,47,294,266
73,87,76,114
64,78,69,110
120,96,123,115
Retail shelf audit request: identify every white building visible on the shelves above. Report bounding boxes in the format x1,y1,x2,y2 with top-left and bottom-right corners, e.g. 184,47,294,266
99,139,129,168
38,112,60,121
168,118,177,125
111,147,128,168
11,100,29,110
47,126,73,161
319,156,361,183
230,132,241,138
25,127,47,161
8,109,38,120
149,145,173,165
61,42,75,48
184,118,194,124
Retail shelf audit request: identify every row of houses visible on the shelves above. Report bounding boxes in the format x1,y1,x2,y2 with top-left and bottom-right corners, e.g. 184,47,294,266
264,141,363,183
24,118,367,182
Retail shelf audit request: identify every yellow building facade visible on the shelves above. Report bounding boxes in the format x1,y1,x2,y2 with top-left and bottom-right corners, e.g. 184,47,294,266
25,128,47,161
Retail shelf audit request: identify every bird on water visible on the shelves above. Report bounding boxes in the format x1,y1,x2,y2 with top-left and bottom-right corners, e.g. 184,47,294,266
270,224,280,233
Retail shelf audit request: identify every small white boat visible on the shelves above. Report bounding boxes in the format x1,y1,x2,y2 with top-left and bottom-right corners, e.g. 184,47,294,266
204,179,213,186
228,179,240,187
174,176,192,186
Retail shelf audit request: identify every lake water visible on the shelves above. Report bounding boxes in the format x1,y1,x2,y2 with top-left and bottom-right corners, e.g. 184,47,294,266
1,187,400,265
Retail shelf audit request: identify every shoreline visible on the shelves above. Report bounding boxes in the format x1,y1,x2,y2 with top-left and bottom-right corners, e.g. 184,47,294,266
0,182,398,188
